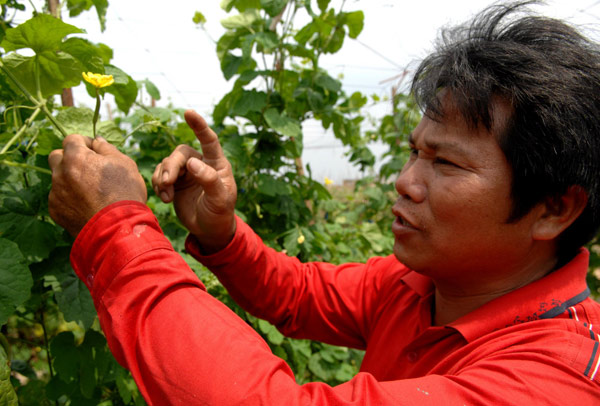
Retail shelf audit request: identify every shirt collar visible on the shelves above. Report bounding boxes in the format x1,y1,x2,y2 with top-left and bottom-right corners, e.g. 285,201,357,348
401,248,591,343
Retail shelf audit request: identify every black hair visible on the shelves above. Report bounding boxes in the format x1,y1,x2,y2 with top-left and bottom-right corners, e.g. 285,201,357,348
410,0,600,261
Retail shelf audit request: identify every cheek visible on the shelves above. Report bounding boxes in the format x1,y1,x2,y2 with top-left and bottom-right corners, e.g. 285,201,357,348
429,179,508,230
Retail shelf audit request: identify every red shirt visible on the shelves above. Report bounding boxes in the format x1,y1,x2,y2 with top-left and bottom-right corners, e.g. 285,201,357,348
71,201,600,405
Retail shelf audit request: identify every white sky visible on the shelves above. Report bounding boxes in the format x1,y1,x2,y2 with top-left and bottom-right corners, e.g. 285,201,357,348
23,0,600,183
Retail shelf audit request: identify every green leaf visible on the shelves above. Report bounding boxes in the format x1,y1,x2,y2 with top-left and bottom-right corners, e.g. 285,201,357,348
50,332,79,382
60,37,105,74
1,14,83,53
43,248,96,329
213,88,239,124
0,238,32,326
0,344,18,405
284,43,313,59
256,174,291,197
91,0,109,32
257,319,284,345
221,9,261,30
347,91,368,109
45,375,78,402
220,53,243,80
253,31,279,52
278,70,300,102
67,0,93,17
2,52,83,98
95,42,113,64
335,362,355,381
308,353,333,381
232,90,267,116
15,379,48,406
264,108,302,138
97,120,124,144
317,0,330,13
193,11,207,25
78,331,108,398
114,365,135,404
343,10,364,39
221,0,260,12
216,30,242,60
294,22,317,45
0,213,58,262
53,106,126,143
315,73,341,92
261,0,287,17
66,0,108,31
55,107,94,138
141,78,161,101
104,65,138,114
324,26,345,54
282,229,301,257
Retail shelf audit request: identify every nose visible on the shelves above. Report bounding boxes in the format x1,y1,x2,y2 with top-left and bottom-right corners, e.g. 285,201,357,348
395,160,426,203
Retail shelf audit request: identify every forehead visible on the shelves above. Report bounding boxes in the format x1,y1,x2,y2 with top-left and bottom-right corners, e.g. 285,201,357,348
413,94,512,150
428,90,512,135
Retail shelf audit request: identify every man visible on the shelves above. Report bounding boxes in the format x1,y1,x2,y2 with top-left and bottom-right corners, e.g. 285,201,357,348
48,2,600,404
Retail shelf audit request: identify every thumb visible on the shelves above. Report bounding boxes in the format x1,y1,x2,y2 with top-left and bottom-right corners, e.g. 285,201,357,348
187,157,226,198
92,136,119,155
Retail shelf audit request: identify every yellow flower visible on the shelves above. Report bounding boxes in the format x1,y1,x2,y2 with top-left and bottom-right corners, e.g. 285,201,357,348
82,71,114,88
297,234,305,244
324,177,334,186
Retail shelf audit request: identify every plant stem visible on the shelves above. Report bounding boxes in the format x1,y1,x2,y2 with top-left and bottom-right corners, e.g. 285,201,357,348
93,88,101,138
0,60,38,106
38,310,54,379
0,106,41,154
122,120,161,143
0,160,52,175
0,60,70,139
42,104,69,139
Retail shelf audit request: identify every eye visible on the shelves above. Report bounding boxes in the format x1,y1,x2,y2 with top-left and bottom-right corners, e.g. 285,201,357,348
434,156,459,167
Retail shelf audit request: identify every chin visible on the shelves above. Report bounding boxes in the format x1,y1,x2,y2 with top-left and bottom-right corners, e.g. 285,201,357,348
393,242,432,276
393,243,411,266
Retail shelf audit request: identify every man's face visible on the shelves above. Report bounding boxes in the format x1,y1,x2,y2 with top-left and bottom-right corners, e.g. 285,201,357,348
392,102,542,292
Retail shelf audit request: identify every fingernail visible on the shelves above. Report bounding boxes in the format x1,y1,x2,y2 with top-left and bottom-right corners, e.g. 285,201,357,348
161,191,169,201
162,171,169,182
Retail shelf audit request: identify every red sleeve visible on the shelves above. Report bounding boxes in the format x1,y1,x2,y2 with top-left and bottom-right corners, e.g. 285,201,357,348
186,216,398,349
71,202,600,405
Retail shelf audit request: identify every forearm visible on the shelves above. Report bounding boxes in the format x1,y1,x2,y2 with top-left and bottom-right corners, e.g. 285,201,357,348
187,216,382,348
70,202,299,403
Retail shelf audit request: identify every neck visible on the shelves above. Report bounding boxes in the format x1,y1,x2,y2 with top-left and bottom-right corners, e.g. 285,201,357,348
432,254,558,326
433,289,509,326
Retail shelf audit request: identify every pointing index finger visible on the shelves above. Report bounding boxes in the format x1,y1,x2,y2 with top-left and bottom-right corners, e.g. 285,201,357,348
184,110,226,165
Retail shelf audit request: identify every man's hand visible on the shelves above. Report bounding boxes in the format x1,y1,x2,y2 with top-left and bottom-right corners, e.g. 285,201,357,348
152,110,237,254
48,134,147,237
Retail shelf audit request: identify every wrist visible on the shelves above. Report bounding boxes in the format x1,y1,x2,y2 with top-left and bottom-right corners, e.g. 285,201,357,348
191,219,236,255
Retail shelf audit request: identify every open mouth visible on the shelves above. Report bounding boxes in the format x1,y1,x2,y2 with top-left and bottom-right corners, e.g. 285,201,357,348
392,205,418,231
398,216,412,227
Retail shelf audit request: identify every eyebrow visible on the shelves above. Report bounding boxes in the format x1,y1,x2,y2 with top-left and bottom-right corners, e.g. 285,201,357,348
408,133,470,157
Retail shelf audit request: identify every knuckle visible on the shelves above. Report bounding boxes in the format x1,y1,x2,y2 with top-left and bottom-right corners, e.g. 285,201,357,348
174,144,190,153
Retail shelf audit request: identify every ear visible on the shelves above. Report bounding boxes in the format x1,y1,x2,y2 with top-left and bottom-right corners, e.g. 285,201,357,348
532,186,588,241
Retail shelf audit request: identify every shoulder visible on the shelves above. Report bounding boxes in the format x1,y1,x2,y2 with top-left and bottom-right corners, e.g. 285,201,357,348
463,314,600,384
